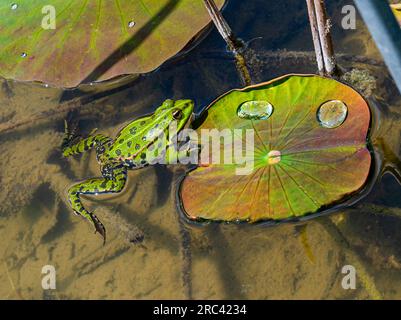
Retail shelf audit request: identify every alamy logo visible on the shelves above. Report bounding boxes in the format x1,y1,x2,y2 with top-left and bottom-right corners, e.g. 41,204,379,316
341,5,356,30
41,5,56,30
41,265,56,290
143,121,255,175
341,265,356,290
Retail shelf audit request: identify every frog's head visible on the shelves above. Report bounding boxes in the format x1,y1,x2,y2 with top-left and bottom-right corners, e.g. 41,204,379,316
155,99,194,131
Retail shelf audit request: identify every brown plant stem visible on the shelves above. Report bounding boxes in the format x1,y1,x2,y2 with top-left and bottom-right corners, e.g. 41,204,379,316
314,0,338,75
306,0,325,74
306,0,339,76
203,0,252,86
203,0,238,51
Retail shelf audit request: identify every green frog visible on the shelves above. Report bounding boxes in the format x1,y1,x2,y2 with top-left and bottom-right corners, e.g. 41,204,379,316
62,99,195,243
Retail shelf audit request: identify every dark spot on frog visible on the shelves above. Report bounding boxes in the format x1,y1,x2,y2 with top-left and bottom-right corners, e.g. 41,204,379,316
119,138,124,144
127,141,132,148
74,199,80,203
100,181,107,188
140,153,146,159
115,149,121,156
140,121,145,125
135,144,140,150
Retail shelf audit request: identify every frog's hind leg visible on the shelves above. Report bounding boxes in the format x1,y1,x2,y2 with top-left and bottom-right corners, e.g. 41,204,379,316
62,121,112,157
67,164,127,243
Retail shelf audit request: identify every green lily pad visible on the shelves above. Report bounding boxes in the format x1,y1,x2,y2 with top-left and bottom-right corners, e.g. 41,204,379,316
0,0,224,88
178,74,372,222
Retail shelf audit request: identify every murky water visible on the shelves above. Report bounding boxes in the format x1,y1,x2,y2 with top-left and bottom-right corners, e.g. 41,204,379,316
1,0,401,299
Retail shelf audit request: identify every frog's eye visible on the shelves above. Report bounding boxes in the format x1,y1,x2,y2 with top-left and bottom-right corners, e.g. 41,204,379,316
172,109,183,120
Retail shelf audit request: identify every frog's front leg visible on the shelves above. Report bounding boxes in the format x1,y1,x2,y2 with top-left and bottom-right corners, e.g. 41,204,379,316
62,121,112,158
67,164,127,243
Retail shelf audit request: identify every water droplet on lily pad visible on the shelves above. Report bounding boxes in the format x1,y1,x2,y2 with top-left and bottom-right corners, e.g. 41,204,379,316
21,52,27,58
317,100,348,128
11,3,18,10
237,100,273,120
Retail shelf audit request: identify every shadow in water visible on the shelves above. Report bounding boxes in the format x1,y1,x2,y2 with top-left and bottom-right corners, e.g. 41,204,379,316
118,203,180,254
80,0,181,84
206,224,246,299
41,200,75,244
154,165,174,207
21,184,55,223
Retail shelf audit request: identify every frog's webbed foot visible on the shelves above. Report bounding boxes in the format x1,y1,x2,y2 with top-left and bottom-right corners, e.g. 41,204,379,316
62,120,83,155
62,120,78,147
72,208,106,244
73,206,106,245
91,212,106,245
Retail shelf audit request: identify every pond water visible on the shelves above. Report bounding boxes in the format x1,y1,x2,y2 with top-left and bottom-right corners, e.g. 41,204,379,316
1,0,401,299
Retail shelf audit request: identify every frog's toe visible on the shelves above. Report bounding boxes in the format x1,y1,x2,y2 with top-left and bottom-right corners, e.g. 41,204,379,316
63,119,69,133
